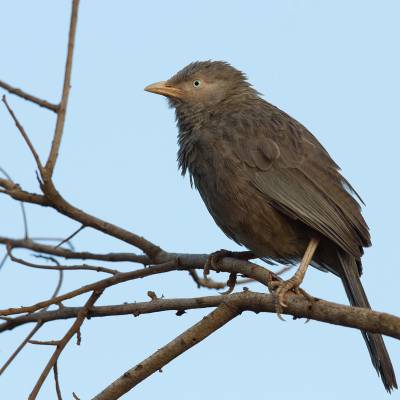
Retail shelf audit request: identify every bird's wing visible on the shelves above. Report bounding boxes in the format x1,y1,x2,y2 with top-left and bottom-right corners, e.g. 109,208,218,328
231,106,370,258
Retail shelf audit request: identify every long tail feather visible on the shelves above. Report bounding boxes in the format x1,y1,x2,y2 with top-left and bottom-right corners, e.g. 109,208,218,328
338,252,397,392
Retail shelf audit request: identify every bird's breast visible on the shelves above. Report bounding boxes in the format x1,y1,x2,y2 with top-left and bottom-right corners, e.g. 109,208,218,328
181,130,306,259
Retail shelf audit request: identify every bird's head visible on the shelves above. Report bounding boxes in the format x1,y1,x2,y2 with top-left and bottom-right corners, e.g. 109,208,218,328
145,61,258,110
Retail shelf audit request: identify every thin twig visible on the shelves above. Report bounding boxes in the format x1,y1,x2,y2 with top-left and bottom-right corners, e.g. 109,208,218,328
31,237,76,251
188,270,225,289
0,269,63,374
33,255,119,275
44,0,80,177
28,289,103,400
29,340,60,346
0,79,59,112
0,323,43,375
54,225,85,249
7,247,119,275
0,167,29,238
2,96,43,171
53,362,63,400
0,236,149,264
0,253,8,271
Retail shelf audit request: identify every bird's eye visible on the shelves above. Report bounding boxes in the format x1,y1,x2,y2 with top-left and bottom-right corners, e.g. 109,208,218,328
193,79,201,88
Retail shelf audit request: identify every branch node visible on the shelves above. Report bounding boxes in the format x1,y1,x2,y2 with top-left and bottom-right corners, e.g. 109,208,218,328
147,291,159,301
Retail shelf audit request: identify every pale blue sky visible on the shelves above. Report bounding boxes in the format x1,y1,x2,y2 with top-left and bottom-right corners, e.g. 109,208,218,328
0,1,399,399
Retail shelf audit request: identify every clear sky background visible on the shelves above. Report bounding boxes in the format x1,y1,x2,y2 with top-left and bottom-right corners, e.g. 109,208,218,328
0,1,399,399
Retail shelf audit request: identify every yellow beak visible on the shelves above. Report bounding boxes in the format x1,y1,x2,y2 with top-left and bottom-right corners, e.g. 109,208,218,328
144,81,184,99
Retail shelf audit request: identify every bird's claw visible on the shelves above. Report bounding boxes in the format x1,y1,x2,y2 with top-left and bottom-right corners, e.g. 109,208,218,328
219,272,237,295
269,276,313,320
203,249,234,278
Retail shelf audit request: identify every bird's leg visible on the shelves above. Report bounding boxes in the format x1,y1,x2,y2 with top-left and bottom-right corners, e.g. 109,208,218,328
270,237,320,311
203,250,255,278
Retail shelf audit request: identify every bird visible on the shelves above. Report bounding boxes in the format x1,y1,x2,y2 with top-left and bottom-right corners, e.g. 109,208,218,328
144,60,397,391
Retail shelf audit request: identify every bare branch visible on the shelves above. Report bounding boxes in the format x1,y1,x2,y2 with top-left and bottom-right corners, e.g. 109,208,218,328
90,291,400,399
40,179,163,257
0,269,63,374
0,175,163,257
0,167,29,238
0,261,180,316
29,340,60,346
0,255,276,317
2,96,43,171
0,323,43,374
0,253,8,271
189,270,255,290
0,179,49,206
0,295,225,332
3,292,399,340
92,301,240,400
53,362,63,400
44,0,80,177
0,236,150,264
0,79,59,112
0,176,163,257
8,246,119,275
188,269,226,289
28,289,102,400
54,225,85,248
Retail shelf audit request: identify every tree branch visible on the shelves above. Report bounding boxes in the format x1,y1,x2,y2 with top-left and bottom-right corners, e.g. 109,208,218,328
0,261,180,316
0,256,276,317
0,269,63,374
0,179,49,206
0,236,150,264
0,177,163,257
0,167,29,238
53,362,63,400
92,301,241,400
28,289,103,400
40,179,163,258
7,245,119,275
54,224,85,248
0,323,43,374
2,96,44,171
44,0,80,177
0,79,59,112
2,292,399,339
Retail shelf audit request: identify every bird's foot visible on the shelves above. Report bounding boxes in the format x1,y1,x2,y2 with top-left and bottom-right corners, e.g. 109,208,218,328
270,275,303,308
269,275,315,320
203,250,255,278
269,238,320,320
219,272,237,295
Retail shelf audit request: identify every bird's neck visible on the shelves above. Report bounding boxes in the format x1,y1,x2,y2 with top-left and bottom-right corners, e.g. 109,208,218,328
175,104,206,183
174,91,264,182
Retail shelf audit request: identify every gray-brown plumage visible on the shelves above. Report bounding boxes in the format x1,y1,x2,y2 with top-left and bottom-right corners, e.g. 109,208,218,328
145,61,397,391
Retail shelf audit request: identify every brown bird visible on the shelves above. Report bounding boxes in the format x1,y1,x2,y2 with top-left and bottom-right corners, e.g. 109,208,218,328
145,61,397,391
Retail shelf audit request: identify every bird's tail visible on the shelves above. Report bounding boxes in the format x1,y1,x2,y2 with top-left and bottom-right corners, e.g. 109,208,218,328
338,252,397,392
